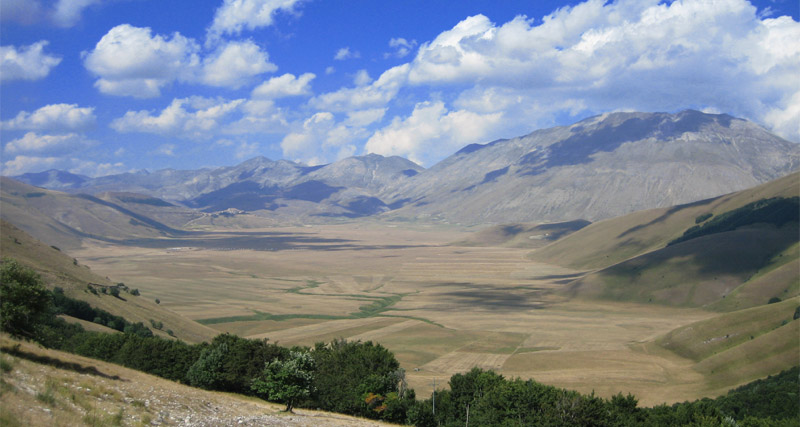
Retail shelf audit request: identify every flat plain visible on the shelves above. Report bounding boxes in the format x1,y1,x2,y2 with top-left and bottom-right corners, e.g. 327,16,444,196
73,222,751,406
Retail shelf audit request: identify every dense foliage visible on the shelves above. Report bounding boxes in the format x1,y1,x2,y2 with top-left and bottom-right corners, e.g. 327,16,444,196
310,338,408,419
0,259,52,339
669,197,799,246
708,366,799,421
51,286,152,337
411,367,800,426
185,333,287,394
2,256,798,426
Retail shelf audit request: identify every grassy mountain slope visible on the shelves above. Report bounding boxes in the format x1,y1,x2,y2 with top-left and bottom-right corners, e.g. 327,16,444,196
95,192,202,229
654,297,799,391
0,220,217,343
566,223,798,308
0,177,184,250
453,220,590,248
0,335,391,427
530,171,799,270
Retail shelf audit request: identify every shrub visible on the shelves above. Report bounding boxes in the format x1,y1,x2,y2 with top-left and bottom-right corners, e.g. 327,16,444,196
695,213,713,224
0,259,52,339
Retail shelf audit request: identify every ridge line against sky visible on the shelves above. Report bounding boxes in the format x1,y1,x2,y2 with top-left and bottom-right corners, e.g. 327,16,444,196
1,0,798,176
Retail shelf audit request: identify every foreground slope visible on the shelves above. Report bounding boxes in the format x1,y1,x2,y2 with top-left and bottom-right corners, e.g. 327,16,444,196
0,335,392,427
0,220,217,343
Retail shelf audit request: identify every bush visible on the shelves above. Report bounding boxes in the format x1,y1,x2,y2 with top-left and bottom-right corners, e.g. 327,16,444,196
768,297,782,304
695,213,713,224
0,259,52,339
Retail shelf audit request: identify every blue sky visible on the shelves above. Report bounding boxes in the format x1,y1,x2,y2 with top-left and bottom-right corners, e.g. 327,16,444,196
1,0,798,176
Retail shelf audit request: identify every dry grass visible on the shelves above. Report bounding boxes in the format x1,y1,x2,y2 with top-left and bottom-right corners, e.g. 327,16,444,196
65,223,770,405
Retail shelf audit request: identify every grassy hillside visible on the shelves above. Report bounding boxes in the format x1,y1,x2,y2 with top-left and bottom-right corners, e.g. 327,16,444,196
0,335,392,427
96,192,203,229
453,220,590,248
566,223,798,309
0,177,184,250
0,220,217,343
531,171,799,270
655,297,799,391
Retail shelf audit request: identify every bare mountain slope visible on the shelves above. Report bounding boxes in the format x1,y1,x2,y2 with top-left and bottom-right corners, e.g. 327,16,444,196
381,110,799,224
0,177,186,250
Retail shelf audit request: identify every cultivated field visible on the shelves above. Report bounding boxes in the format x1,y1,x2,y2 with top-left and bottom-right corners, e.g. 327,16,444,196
73,222,762,406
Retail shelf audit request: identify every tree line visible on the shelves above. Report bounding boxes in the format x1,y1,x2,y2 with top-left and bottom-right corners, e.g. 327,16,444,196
2,258,798,426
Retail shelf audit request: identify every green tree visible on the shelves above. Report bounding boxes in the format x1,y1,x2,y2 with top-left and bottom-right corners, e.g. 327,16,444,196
0,259,52,339
186,343,228,390
251,350,315,413
310,339,401,417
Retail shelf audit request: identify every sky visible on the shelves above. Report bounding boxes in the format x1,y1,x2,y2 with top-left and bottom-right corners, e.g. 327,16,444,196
1,0,798,177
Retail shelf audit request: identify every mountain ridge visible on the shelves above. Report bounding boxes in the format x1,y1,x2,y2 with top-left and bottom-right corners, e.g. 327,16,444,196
10,110,799,225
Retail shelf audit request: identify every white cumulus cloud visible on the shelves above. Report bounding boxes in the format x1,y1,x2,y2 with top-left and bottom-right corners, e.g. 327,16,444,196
52,0,102,27
251,72,315,98
310,64,409,112
207,0,305,42
3,132,96,155
386,37,418,58
83,24,200,97
280,111,372,164
1,104,96,132
84,25,277,97
201,40,277,88
2,155,61,175
334,47,360,61
399,0,800,142
111,97,245,139
1,41,61,82
365,101,503,165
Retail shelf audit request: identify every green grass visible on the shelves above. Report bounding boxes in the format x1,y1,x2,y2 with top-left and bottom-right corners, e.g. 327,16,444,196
197,311,348,325
515,346,560,353
286,280,323,293
197,293,415,325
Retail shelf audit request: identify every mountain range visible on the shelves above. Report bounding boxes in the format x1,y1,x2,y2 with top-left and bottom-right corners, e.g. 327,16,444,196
10,110,800,226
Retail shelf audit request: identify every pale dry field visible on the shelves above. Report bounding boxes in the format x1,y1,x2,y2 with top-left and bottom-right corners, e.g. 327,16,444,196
73,222,717,406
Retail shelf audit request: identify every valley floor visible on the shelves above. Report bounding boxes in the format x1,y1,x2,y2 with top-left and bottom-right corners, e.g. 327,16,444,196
70,223,785,406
